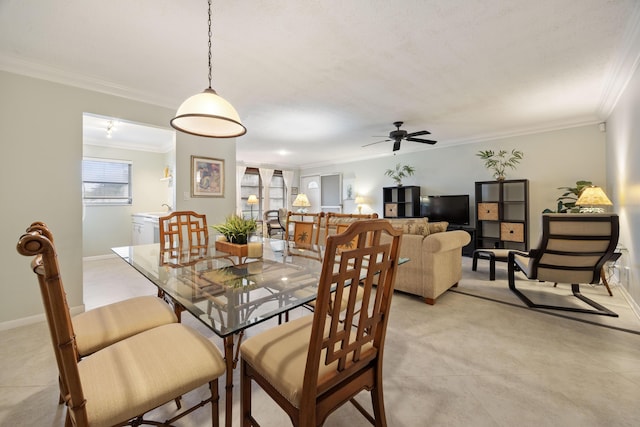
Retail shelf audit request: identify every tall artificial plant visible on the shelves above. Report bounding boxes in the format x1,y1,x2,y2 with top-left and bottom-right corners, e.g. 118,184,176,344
385,163,415,186
476,149,524,180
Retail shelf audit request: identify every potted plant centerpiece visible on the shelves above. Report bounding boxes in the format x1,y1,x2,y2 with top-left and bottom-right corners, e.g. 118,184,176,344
385,163,415,186
211,214,257,257
476,149,524,181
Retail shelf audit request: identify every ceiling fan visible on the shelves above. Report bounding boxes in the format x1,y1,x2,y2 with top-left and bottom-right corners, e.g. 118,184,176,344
363,121,437,152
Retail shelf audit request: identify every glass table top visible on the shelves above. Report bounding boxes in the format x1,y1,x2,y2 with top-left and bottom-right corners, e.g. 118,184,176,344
112,239,326,338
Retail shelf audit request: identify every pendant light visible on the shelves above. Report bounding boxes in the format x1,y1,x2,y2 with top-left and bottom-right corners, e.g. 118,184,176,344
171,0,246,138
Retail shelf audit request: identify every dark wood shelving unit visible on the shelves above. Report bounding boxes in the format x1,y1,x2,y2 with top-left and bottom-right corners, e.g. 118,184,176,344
475,179,529,251
383,186,421,218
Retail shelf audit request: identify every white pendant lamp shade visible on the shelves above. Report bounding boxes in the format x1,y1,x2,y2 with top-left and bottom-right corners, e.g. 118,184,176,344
171,88,246,138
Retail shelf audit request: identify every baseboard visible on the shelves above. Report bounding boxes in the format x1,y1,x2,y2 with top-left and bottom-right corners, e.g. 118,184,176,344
83,253,118,261
618,284,640,320
0,304,85,331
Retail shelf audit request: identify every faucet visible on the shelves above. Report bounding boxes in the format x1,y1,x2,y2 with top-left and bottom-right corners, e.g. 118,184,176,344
162,203,173,212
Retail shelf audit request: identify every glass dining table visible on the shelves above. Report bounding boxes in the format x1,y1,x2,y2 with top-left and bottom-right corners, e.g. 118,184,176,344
112,238,327,427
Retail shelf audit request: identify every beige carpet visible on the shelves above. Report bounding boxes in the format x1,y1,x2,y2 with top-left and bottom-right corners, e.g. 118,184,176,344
453,257,640,335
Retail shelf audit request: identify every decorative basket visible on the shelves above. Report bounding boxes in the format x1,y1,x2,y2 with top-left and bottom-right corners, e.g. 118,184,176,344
500,222,524,242
478,203,499,221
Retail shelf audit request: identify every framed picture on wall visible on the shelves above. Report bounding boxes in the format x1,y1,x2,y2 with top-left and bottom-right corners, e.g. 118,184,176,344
191,155,224,197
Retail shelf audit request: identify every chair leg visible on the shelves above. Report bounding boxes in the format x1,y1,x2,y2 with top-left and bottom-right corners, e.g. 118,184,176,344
211,380,220,427
370,383,388,427
241,360,253,427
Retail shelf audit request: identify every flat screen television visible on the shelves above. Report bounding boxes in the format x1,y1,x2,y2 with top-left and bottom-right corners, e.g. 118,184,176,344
420,195,470,226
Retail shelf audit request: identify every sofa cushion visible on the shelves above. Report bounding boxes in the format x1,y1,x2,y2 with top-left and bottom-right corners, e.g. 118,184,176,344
387,218,430,236
428,221,449,234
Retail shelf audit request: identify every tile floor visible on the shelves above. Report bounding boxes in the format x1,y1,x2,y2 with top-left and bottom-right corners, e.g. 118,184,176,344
1,257,640,426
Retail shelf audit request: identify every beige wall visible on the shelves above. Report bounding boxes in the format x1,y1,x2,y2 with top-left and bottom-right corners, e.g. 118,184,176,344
607,62,640,307
0,71,237,327
301,124,607,245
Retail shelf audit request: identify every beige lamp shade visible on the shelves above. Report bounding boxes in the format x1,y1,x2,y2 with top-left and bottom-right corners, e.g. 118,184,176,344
576,186,612,206
247,194,259,205
576,186,612,213
292,193,311,207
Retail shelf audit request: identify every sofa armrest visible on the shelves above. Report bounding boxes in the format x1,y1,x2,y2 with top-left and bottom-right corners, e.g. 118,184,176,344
423,230,471,252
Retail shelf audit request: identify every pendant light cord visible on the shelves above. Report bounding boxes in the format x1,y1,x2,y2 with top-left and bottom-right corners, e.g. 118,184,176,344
207,0,213,90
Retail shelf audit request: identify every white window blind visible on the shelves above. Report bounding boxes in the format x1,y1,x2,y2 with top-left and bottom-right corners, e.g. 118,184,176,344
82,158,132,205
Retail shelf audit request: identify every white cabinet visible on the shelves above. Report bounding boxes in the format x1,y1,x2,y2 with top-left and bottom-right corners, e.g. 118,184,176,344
132,214,159,245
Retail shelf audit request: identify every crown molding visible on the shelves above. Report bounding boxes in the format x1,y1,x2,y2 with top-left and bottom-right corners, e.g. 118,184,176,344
597,2,640,119
0,54,176,109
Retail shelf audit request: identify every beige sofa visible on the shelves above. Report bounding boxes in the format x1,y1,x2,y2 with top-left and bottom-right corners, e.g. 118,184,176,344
384,218,471,304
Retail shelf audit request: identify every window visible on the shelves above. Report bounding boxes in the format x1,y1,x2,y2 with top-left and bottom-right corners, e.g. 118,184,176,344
240,168,285,219
82,158,132,205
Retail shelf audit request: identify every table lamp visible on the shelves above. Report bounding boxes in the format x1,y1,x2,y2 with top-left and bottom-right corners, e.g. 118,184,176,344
292,193,311,213
575,186,612,213
355,195,365,214
247,194,259,219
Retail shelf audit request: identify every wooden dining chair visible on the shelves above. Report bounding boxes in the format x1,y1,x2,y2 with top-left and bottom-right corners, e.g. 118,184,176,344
323,212,379,242
241,219,402,426
507,213,620,317
159,210,209,252
17,227,226,427
25,222,178,357
285,211,325,246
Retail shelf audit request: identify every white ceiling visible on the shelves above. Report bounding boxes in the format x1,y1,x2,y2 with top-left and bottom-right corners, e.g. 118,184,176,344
2,0,639,168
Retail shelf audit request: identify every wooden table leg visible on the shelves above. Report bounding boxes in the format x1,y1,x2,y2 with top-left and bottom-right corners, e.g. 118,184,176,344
223,331,245,427
600,268,613,296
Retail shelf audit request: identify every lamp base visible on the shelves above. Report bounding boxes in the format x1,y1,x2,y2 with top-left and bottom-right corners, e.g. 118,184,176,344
579,207,605,213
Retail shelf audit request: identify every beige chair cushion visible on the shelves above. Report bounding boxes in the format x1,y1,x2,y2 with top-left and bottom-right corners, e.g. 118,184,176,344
79,323,225,427
241,315,373,408
73,295,178,356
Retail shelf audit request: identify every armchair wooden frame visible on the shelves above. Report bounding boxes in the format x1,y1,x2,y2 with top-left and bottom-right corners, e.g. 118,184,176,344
507,213,620,317
241,219,403,426
264,209,285,238
17,226,225,427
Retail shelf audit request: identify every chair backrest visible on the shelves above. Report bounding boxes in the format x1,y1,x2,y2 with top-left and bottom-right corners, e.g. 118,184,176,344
529,213,619,284
159,211,208,250
323,212,379,243
17,226,89,426
263,209,279,223
285,211,325,247
302,219,402,405
263,209,283,237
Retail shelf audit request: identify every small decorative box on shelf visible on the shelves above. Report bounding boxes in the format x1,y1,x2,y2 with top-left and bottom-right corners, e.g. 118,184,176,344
500,222,524,242
385,203,398,217
477,203,499,221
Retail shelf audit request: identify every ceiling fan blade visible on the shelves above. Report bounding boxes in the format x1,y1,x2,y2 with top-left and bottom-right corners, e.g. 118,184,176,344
406,137,437,145
362,139,390,148
406,130,431,137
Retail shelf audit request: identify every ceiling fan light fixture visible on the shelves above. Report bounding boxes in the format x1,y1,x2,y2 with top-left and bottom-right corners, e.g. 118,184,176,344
170,0,246,139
